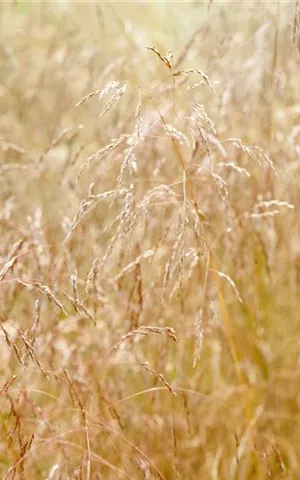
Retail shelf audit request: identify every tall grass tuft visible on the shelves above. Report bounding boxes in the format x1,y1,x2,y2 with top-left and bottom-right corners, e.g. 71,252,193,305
0,1,299,478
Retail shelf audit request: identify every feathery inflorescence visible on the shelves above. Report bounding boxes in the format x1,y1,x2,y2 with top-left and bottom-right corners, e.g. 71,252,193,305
0,2,299,479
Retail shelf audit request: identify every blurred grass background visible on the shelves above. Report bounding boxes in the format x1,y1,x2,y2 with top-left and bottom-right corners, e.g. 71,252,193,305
1,1,300,478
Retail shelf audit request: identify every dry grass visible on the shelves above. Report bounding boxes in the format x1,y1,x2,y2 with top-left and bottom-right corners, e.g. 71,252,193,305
1,1,300,478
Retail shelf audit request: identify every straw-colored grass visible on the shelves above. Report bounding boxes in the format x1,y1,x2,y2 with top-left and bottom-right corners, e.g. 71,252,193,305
1,1,300,478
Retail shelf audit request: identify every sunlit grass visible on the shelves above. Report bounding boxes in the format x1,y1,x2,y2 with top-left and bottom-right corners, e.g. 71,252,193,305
0,1,300,478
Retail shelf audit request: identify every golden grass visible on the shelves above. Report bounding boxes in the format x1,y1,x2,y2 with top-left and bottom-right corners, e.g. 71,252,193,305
1,1,300,478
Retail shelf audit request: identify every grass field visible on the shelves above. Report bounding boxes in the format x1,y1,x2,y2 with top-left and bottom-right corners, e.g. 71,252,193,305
1,1,300,478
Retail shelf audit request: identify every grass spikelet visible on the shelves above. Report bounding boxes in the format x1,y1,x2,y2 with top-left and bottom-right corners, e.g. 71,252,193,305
0,375,17,396
76,88,103,107
18,328,48,378
138,361,177,396
62,187,124,244
116,138,138,189
254,199,295,211
193,307,204,367
174,68,215,91
192,103,216,134
83,257,99,303
0,239,24,281
114,249,154,282
211,172,229,205
166,124,190,148
27,299,40,349
218,162,251,178
99,83,127,118
15,279,67,316
226,138,277,175
62,288,95,325
1,324,24,365
145,46,173,70
4,433,35,480
76,134,127,181
110,325,177,353
61,269,95,324
247,199,295,221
